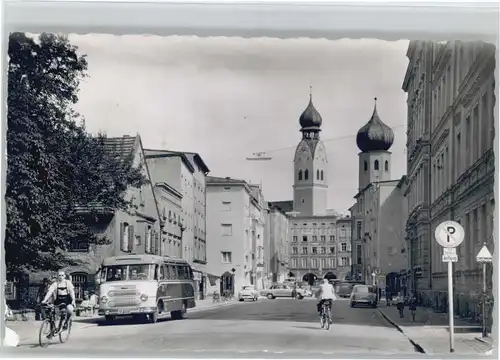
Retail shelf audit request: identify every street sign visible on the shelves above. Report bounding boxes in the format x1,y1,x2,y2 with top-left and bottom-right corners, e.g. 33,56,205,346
374,268,381,275
476,245,493,263
442,247,458,262
435,221,465,248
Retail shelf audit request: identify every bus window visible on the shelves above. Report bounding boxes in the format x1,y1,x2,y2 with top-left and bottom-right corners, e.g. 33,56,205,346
177,266,186,279
167,265,177,279
156,264,165,280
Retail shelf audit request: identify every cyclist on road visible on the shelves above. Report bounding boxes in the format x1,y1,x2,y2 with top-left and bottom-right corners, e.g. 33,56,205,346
316,279,337,315
41,270,76,330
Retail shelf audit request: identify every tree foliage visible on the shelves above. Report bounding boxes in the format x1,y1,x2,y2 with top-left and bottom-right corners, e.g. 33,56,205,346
6,32,148,273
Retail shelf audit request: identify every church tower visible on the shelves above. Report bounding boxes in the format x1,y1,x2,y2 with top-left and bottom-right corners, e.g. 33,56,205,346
356,98,395,190
293,89,328,216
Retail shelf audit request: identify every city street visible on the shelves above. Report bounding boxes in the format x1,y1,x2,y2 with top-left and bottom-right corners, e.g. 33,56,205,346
8,298,421,357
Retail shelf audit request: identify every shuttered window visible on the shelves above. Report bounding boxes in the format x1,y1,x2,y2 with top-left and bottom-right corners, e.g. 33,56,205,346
120,222,135,252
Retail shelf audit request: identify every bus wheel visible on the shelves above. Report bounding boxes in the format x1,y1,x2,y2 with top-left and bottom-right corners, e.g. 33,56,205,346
171,303,186,320
149,311,158,324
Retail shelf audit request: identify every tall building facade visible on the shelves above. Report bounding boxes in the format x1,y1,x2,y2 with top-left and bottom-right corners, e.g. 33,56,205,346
266,203,290,283
205,176,266,294
336,217,352,280
249,184,266,290
349,101,408,291
282,93,344,282
402,41,495,318
144,149,210,300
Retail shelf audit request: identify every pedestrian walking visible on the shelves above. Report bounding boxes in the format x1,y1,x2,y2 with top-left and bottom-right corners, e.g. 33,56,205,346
385,287,392,306
408,294,417,322
396,293,405,319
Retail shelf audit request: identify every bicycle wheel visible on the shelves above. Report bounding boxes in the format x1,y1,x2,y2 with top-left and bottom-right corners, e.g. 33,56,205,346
325,311,331,330
38,320,53,348
320,312,325,328
59,318,72,343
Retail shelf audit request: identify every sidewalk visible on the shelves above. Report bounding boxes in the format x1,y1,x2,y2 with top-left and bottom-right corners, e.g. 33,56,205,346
378,304,494,355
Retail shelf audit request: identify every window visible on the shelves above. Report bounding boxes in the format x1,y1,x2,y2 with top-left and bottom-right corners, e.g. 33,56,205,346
374,160,379,171
329,235,335,242
292,236,298,243
317,169,320,180
329,247,335,254
71,273,88,300
321,235,326,242
312,258,318,268
292,258,298,268
321,258,327,269
320,247,326,254
329,258,335,268
302,247,308,254
298,170,303,181
321,170,324,181
221,224,233,236
301,258,307,268
312,247,318,254
384,161,389,171
302,235,308,242
341,243,347,252
221,201,231,211
304,169,309,180
292,247,298,254
364,161,368,171
341,257,350,267
68,238,89,252
356,244,362,264
221,251,232,263
120,222,134,252
312,236,317,242
356,221,362,239
223,187,231,191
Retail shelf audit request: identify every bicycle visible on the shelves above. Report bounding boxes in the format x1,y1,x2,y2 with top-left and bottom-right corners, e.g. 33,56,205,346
38,303,72,348
319,300,333,330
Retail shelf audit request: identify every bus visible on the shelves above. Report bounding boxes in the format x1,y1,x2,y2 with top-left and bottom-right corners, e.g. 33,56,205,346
96,254,196,324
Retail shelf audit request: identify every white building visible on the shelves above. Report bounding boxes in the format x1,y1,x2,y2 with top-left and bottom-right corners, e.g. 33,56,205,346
336,217,352,281
349,100,408,292
144,149,210,300
206,176,267,295
402,40,495,318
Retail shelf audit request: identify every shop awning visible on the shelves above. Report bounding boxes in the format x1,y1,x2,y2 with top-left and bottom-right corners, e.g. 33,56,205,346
207,273,219,286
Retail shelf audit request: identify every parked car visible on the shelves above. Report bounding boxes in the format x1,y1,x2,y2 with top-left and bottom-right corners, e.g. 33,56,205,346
350,285,378,308
337,282,355,298
261,284,306,299
238,285,259,302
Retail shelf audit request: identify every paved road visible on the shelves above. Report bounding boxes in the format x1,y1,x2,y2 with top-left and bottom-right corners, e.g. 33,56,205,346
9,298,420,357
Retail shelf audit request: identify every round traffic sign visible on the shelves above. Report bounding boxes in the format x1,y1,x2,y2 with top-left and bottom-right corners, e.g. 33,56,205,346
374,268,381,275
434,221,465,248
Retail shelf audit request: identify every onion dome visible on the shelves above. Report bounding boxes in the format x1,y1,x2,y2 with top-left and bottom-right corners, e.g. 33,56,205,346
299,90,322,130
356,97,394,152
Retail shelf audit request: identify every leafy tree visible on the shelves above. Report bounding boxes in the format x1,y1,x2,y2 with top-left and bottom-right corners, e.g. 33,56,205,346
6,32,148,273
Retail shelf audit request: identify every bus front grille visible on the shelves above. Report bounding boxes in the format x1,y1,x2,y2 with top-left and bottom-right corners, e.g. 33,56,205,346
111,297,140,307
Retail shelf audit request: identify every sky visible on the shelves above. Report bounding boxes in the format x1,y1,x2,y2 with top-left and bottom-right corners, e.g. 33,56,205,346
69,35,410,213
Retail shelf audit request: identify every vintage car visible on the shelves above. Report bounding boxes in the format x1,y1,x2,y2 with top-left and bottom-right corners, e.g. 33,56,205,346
350,284,378,308
237,285,259,302
261,283,307,299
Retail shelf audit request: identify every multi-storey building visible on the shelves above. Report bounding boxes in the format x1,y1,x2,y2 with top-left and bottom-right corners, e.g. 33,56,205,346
265,203,291,284
205,176,267,295
349,101,408,292
249,184,266,290
336,217,352,280
144,149,210,300
275,93,345,282
403,40,495,318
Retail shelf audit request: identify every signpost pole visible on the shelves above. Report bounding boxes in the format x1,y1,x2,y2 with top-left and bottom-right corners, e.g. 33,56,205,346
447,260,455,353
482,261,487,338
434,220,465,354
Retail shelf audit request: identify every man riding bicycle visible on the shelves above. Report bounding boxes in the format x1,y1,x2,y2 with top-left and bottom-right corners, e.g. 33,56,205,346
41,270,76,330
315,279,337,315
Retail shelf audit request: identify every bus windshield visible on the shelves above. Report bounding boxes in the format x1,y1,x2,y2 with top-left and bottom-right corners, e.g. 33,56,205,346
101,264,154,282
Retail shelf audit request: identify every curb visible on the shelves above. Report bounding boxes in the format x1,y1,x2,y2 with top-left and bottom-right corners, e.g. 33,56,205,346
377,308,426,354
189,300,238,313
